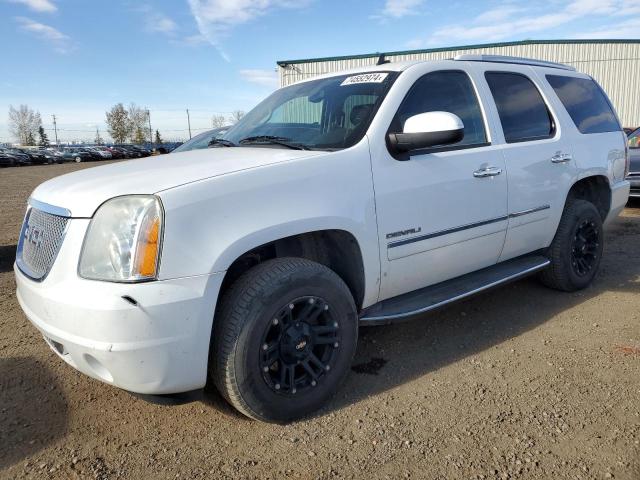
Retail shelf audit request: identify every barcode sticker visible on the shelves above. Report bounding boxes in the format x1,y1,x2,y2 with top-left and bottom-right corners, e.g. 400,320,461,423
341,73,388,86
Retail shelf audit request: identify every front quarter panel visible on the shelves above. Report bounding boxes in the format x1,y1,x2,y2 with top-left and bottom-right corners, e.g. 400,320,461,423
157,141,381,308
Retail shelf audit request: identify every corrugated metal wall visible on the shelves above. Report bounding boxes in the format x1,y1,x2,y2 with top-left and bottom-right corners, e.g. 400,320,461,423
278,41,640,127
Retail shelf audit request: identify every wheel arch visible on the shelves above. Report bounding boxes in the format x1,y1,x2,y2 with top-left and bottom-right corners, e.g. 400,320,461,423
216,228,367,312
566,174,611,220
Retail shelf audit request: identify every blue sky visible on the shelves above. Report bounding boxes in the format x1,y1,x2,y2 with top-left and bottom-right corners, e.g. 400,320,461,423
1,0,639,142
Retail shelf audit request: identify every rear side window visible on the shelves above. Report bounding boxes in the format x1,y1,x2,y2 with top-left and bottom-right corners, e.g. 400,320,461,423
546,75,620,134
392,70,487,148
485,72,554,143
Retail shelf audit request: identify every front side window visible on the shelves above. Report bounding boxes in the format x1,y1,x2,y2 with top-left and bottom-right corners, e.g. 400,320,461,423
546,75,620,134
390,70,487,148
485,72,554,143
223,72,398,150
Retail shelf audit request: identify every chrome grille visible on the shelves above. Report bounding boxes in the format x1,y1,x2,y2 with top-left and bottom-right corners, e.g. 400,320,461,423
17,207,69,280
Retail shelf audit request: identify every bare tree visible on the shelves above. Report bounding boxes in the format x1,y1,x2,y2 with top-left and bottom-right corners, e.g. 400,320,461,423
229,110,245,124
128,103,148,143
106,103,130,144
211,114,227,128
8,105,41,145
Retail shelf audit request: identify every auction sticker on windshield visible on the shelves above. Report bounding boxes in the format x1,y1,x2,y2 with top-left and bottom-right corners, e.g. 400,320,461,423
341,73,388,86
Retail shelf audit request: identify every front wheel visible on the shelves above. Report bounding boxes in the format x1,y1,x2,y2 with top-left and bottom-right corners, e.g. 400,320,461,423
74,156,82,163
210,258,358,423
540,199,604,291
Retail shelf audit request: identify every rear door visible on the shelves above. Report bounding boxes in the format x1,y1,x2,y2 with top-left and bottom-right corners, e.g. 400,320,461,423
476,65,578,260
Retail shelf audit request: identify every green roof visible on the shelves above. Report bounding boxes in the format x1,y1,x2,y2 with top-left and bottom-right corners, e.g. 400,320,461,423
277,39,640,66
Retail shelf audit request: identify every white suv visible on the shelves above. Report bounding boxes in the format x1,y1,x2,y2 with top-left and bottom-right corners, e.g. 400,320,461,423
15,55,630,422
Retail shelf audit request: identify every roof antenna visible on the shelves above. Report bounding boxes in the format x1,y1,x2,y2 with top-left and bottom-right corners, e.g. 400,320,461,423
376,53,390,65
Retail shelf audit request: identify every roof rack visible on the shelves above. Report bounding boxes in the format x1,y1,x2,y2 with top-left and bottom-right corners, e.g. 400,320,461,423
454,54,576,71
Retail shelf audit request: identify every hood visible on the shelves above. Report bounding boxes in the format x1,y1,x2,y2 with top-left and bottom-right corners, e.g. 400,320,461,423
31,147,325,217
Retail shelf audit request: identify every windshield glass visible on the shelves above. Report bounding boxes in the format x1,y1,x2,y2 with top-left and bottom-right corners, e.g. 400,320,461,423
223,72,398,150
173,127,229,153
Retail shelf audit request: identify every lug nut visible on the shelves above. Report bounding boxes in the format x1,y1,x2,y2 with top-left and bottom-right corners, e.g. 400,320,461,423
262,344,268,351
273,318,279,325
309,298,315,304
263,366,269,372
289,304,294,310
275,383,281,390
325,365,331,371
311,380,317,387
334,342,339,348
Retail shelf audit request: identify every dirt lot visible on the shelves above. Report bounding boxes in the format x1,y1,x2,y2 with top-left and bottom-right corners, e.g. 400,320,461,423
0,162,639,480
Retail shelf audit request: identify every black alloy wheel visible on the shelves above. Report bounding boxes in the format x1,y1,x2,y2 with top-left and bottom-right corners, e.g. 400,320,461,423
259,296,340,396
571,219,599,277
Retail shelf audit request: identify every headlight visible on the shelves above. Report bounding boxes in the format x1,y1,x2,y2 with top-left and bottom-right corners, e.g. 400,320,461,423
79,195,163,282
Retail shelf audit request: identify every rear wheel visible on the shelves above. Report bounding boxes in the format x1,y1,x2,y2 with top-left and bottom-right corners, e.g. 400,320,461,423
74,156,82,163
540,199,603,291
210,258,358,423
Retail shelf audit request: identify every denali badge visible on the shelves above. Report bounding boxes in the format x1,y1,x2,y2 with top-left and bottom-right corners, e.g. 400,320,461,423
386,227,422,239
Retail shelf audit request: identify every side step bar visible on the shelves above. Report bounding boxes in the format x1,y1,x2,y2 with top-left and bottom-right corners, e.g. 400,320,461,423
359,255,550,325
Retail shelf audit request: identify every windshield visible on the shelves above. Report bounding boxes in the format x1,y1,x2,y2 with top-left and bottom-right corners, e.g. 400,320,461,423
222,72,398,150
173,127,229,153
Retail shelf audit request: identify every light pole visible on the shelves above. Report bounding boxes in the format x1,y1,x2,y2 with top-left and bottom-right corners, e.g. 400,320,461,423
52,114,59,145
147,109,152,145
186,109,192,139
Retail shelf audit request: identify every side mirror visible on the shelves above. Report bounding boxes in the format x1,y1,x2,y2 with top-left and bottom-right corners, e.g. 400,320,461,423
388,111,464,154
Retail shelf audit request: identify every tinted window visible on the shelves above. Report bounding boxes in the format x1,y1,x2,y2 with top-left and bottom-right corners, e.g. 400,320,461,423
392,70,487,148
485,72,553,143
546,75,620,134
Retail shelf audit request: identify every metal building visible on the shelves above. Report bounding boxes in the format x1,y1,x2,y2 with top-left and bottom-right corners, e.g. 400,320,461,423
277,39,640,127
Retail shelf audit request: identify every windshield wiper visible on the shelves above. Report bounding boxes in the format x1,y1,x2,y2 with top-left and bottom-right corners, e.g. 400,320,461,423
238,135,310,150
208,138,236,147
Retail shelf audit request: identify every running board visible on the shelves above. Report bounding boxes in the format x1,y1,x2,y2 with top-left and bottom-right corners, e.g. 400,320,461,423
360,255,550,325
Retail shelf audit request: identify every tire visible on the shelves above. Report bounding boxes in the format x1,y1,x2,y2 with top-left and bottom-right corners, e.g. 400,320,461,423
539,199,604,292
74,156,82,163
211,257,358,423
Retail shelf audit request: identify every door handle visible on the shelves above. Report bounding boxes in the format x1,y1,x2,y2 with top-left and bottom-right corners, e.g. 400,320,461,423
473,166,502,178
551,153,573,163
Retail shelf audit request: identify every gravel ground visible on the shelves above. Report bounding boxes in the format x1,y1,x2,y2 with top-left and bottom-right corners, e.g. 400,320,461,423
1,162,639,480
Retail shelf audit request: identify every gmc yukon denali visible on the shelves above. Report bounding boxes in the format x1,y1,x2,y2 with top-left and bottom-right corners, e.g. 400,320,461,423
15,55,630,422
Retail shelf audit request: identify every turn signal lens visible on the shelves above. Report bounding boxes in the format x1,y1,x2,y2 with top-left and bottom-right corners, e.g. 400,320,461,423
135,217,160,277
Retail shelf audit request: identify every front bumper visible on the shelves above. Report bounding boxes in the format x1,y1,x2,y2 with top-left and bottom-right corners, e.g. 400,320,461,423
14,218,224,394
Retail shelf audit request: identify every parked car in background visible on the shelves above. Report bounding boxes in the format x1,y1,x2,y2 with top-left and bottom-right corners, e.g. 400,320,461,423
171,126,231,153
1,148,31,166
0,151,17,167
61,148,94,163
42,149,64,164
628,127,640,197
87,147,113,159
17,148,49,165
624,127,637,135
104,147,125,159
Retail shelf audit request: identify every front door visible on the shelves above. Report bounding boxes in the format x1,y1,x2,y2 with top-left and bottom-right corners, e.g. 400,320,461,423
370,69,508,301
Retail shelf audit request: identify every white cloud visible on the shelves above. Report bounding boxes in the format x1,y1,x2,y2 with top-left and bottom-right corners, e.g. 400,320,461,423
380,0,425,18
574,16,640,38
9,0,56,13
187,0,312,60
15,16,73,53
408,0,640,48
145,13,177,35
239,69,279,88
